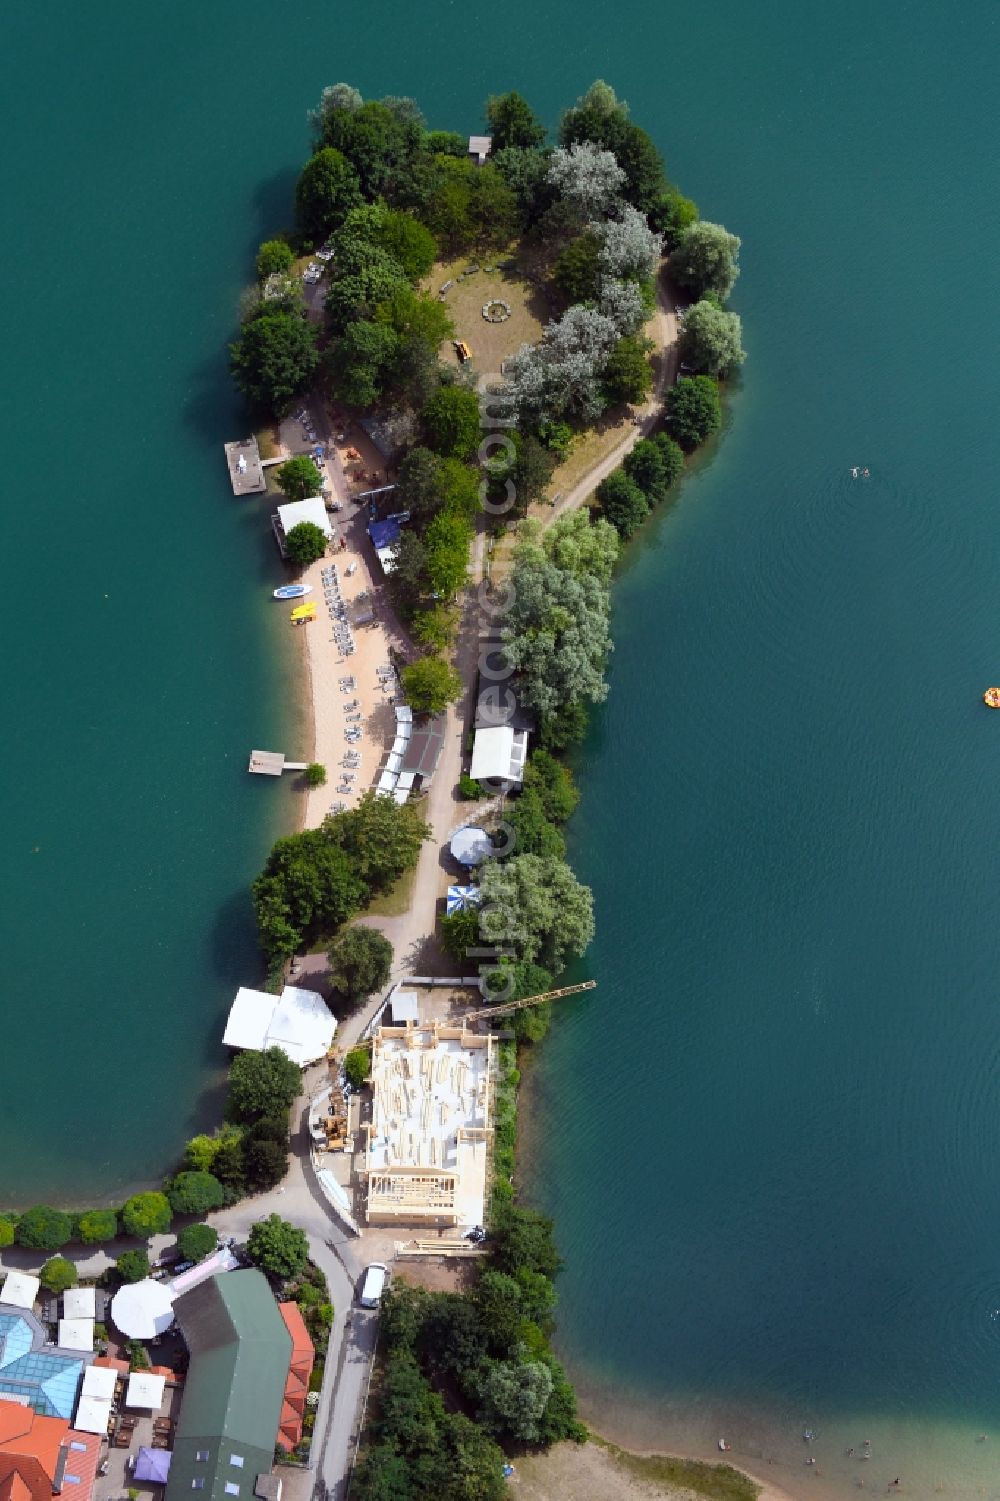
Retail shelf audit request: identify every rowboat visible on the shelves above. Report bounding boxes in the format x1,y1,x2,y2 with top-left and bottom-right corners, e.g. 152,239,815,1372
274,584,312,600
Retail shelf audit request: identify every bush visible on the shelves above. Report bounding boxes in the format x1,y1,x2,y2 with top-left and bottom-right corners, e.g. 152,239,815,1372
0,1218,15,1249
121,1192,172,1239
247,1215,308,1280
284,520,328,568
177,1223,218,1262
77,1209,119,1245
116,1249,150,1284
17,1206,72,1251
228,1047,302,1123
596,469,649,539
256,239,294,280
166,1172,225,1216
458,774,482,800
126,1339,151,1370
663,375,722,451
243,1138,289,1193
304,762,327,788
39,1257,76,1294
344,1047,370,1091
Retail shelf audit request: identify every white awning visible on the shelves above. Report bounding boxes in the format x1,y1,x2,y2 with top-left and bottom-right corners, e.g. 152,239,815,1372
223,986,272,1050
63,1287,96,1319
395,705,413,723
450,827,493,866
266,985,336,1067
74,1395,112,1435
0,1272,39,1309
277,495,332,540
470,725,515,782
82,1365,118,1401
378,770,397,792
110,1279,174,1340
58,1318,93,1352
391,736,409,757
385,753,402,775
396,771,416,791
126,1372,166,1410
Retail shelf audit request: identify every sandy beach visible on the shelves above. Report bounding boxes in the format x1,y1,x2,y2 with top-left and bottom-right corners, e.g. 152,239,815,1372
510,1439,796,1501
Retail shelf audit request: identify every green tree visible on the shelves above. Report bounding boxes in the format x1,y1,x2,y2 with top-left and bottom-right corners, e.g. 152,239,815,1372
602,335,654,405
503,553,611,722
327,320,400,407
437,457,481,520
230,311,319,416
597,469,650,539
304,762,327,788
183,1125,241,1173
472,164,520,246
121,1192,172,1239
329,790,430,893
319,99,423,201
210,1135,246,1195
477,1357,553,1443
492,145,552,224
663,375,722,451
440,906,480,962
77,1209,118,1244
485,91,547,151
325,259,408,336
256,239,294,279
344,1046,371,1090
523,749,579,822
227,1046,301,1123
295,148,363,241
475,1270,525,1355
0,1218,15,1249
395,446,443,525
377,210,438,281
478,853,595,971
559,81,666,211
653,432,685,487
375,284,453,347
126,1338,151,1370
491,1204,563,1279
252,827,366,960
327,926,393,1004
243,1137,289,1193
246,1214,308,1279
284,520,328,568
507,784,565,858
412,603,457,652
424,510,473,599
116,1249,150,1284
678,298,746,376
400,655,463,714
276,455,323,501
166,1172,225,1216
177,1223,218,1262
421,385,481,459
39,1256,76,1294
387,531,430,618
522,510,619,585
670,220,741,302
552,230,601,304
17,1206,72,1251
649,186,698,248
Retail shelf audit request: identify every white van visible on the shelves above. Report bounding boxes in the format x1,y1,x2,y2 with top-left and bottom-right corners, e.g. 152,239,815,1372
358,1263,388,1308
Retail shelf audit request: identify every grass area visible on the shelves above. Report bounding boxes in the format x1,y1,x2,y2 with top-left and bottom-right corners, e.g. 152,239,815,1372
361,862,419,919
256,424,280,461
432,253,549,381
593,1438,761,1501
541,413,632,505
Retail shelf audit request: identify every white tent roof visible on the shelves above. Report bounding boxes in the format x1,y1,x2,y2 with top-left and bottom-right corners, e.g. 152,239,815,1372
392,787,409,804
223,986,272,1050
450,827,493,866
395,705,413,723
82,1364,118,1400
470,725,516,782
126,1372,166,1410
0,1272,39,1309
385,752,402,775
74,1395,112,1435
394,719,412,740
277,496,332,540
396,771,416,791
111,1279,174,1340
63,1286,96,1319
223,985,335,1066
391,736,409,757
266,985,336,1066
389,989,419,1024
377,770,397,792
58,1317,93,1352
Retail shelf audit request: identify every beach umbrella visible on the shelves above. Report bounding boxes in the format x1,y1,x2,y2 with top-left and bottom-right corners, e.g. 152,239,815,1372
449,828,493,866
110,1279,174,1340
446,885,481,915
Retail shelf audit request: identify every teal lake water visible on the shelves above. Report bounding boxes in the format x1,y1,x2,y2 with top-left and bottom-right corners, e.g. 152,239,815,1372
4,0,1000,1491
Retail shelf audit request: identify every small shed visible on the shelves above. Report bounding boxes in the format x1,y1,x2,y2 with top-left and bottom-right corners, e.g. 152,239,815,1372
389,988,420,1024
468,134,493,165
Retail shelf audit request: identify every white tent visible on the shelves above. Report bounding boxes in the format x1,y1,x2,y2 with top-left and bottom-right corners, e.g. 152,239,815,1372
277,496,332,540
126,1372,166,1410
377,770,397,793
470,725,527,783
58,1317,94,1351
63,1286,97,1319
74,1395,112,1435
385,752,402,775
396,771,416,791
450,827,493,866
223,984,336,1066
82,1364,118,1401
391,736,409,757
392,788,409,805
395,705,413,723
0,1271,39,1309
110,1279,174,1340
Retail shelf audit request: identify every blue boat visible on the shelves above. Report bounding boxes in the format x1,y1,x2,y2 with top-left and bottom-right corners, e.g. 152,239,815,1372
273,584,312,600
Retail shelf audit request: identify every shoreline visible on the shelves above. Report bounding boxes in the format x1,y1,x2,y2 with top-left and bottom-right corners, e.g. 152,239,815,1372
590,1432,799,1501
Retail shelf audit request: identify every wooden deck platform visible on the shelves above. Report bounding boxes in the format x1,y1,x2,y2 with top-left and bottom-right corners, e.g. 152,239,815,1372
248,750,308,776
225,437,265,495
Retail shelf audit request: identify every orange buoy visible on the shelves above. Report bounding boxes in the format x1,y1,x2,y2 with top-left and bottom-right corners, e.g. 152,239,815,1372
984,687,1000,708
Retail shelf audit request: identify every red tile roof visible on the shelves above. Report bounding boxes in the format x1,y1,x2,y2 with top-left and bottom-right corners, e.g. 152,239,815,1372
0,1407,99,1501
276,1304,315,1452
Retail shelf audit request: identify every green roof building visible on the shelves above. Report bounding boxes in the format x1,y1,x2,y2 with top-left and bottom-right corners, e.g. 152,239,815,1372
164,1271,292,1501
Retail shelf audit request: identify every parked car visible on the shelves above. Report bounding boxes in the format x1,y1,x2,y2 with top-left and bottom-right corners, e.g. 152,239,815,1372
358,1263,388,1309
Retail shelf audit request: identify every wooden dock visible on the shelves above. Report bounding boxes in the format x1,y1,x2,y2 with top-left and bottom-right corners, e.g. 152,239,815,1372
248,750,307,776
225,437,265,495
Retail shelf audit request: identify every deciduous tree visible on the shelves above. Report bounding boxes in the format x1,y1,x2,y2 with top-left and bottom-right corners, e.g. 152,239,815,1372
327,926,393,1004
77,1210,118,1244
256,239,294,280
121,1192,172,1239
328,790,430,893
421,385,481,459
400,654,463,714
485,91,547,151
39,1257,76,1294
230,311,319,416
678,298,746,376
177,1223,218,1262
283,520,328,567
246,1214,308,1279
276,455,323,501
596,205,662,281
166,1171,225,1216
477,854,595,971
296,148,363,241
663,374,722,450
596,469,649,538
602,334,654,405
670,220,741,302
227,1047,301,1123
546,142,625,219
503,553,611,720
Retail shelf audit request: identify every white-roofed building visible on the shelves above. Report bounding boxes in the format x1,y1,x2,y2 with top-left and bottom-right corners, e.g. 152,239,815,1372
126,1371,166,1410
468,134,493,165
57,1317,94,1352
277,496,333,539
63,1286,97,1320
0,1271,39,1309
469,724,528,786
223,985,336,1067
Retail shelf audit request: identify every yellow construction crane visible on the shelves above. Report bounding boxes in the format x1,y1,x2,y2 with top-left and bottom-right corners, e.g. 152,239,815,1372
456,979,597,1028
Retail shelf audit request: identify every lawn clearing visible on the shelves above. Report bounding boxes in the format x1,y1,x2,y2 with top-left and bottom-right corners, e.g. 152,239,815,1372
431,254,550,380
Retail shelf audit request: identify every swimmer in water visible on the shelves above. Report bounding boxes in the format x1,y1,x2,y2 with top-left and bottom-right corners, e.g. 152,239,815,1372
851,467,859,478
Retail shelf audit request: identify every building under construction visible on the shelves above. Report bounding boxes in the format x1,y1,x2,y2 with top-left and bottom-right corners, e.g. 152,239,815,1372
361,1021,493,1229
